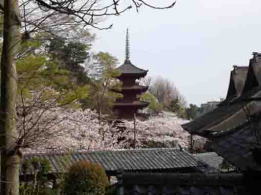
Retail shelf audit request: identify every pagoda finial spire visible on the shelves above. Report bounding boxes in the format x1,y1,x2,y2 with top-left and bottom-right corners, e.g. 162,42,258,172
125,28,130,61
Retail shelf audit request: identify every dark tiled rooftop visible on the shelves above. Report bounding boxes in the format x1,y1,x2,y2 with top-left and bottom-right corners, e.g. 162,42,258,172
114,101,149,108
183,52,261,171
182,101,247,136
194,152,224,173
116,59,147,75
182,56,261,138
118,172,247,195
212,119,261,171
226,66,248,101
22,148,203,175
242,52,261,93
117,85,149,91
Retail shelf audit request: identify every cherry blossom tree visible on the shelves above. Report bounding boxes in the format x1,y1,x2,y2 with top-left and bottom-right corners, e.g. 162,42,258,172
23,109,206,154
22,108,131,153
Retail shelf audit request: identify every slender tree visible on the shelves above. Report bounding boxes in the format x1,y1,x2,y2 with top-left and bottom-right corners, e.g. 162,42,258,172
0,0,21,194
85,52,121,120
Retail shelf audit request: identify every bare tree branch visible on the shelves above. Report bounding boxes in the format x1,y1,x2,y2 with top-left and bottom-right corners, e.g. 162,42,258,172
16,0,176,37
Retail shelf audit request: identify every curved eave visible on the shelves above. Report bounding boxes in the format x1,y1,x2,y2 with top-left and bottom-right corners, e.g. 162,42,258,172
225,66,248,102
225,72,237,101
113,101,149,109
117,71,148,79
242,58,259,93
181,101,247,137
112,86,149,93
116,59,148,76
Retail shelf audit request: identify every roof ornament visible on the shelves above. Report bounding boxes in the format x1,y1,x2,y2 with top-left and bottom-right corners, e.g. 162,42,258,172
125,28,130,62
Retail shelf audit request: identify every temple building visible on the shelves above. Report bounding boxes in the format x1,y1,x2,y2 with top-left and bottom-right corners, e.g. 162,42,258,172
182,53,261,194
113,29,149,119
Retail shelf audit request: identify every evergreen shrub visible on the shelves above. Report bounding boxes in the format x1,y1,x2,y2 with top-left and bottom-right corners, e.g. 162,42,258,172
63,161,109,195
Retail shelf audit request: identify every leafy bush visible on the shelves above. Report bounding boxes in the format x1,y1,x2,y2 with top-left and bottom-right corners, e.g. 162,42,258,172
20,157,52,195
20,184,59,195
63,161,109,195
106,184,117,195
140,92,163,114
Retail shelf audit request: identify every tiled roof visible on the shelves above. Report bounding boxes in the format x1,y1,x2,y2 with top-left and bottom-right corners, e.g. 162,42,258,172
116,60,147,75
184,86,261,138
118,172,246,195
114,101,149,108
22,148,202,175
182,101,247,136
212,119,261,171
226,66,248,101
183,53,261,172
121,85,149,91
194,152,224,173
182,57,261,138
242,52,261,93
112,85,148,93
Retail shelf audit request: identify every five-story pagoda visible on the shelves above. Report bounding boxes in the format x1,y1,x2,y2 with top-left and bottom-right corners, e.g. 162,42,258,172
113,29,149,119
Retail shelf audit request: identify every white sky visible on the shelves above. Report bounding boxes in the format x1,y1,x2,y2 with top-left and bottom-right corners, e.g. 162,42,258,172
92,0,261,105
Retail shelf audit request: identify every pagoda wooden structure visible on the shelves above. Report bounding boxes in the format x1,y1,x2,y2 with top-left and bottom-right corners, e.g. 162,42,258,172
113,29,149,119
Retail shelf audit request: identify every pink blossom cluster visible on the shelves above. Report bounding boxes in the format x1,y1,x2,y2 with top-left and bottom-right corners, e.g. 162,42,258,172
123,112,192,148
23,109,206,154
22,108,128,153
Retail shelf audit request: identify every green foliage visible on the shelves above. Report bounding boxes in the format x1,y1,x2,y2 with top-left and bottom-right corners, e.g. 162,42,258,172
94,52,121,81
148,77,187,117
20,157,52,195
106,184,118,195
63,161,109,195
140,92,163,114
168,98,187,118
66,42,90,65
84,52,121,117
20,185,59,195
16,38,89,108
95,52,118,69
186,104,200,120
23,157,51,176
48,37,91,85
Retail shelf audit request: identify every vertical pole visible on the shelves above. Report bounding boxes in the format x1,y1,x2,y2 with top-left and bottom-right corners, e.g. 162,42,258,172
125,28,130,61
190,134,193,153
117,171,124,195
0,152,0,193
133,113,136,149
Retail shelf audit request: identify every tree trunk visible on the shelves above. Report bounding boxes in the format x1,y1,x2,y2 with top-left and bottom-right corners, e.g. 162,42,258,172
0,0,21,194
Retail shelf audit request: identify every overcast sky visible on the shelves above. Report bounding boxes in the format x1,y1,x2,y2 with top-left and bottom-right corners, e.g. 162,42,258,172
93,0,261,106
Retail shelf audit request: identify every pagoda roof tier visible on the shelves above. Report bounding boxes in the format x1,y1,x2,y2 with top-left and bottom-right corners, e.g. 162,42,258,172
114,101,149,109
116,60,148,78
112,85,148,93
